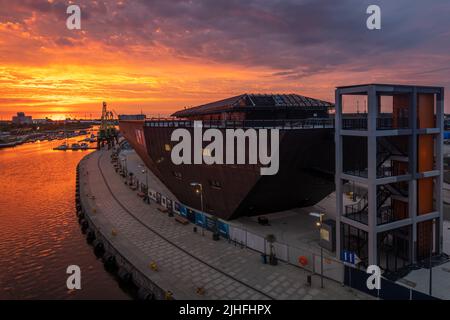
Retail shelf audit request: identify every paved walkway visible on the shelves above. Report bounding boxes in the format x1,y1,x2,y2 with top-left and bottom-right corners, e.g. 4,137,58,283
400,219,450,300
79,149,372,300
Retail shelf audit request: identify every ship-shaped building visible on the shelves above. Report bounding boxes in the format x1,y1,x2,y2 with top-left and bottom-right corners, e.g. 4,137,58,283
120,93,348,220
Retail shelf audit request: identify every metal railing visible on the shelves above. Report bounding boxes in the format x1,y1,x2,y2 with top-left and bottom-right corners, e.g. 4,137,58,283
377,206,395,226
144,118,335,129
342,117,368,130
377,117,409,130
341,117,410,130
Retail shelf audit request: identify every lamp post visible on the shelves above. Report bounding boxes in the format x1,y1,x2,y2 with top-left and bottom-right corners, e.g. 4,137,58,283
190,182,204,236
309,212,325,289
121,157,127,177
140,166,149,203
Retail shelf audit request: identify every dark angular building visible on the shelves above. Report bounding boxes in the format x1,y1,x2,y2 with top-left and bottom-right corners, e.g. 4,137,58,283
119,93,338,220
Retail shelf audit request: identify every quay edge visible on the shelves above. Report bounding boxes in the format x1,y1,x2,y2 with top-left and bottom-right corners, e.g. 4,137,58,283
76,153,174,300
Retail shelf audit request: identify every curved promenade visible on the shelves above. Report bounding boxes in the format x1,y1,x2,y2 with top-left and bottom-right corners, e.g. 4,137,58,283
78,149,370,300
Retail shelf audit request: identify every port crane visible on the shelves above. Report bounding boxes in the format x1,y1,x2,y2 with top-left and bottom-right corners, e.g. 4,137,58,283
97,102,118,149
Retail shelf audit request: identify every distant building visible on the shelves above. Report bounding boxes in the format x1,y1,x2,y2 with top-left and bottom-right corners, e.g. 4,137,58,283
12,112,32,125
33,118,51,124
118,114,146,120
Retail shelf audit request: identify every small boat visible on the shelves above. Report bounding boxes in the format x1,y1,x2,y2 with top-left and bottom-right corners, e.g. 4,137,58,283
54,143,68,151
71,143,81,150
80,143,89,150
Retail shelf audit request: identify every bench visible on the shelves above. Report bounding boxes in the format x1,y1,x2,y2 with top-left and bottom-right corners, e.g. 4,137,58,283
157,207,169,213
175,215,189,225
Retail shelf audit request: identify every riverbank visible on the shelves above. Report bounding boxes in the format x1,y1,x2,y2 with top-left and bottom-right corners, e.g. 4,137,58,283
77,148,372,300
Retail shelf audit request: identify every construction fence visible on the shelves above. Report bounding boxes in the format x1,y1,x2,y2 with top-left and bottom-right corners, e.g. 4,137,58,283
147,186,345,283
121,160,439,300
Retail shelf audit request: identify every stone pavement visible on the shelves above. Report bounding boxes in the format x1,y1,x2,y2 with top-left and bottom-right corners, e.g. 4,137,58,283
124,149,351,260
400,219,450,300
79,149,372,300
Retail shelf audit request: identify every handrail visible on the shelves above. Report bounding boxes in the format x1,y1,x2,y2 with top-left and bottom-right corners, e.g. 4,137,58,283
143,118,335,129
341,117,410,130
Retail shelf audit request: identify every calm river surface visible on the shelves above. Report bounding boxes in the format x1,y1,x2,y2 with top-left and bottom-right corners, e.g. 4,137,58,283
0,136,130,299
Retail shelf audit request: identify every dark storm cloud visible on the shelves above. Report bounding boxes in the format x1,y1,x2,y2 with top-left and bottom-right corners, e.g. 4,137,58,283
1,0,449,78
125,0,450,73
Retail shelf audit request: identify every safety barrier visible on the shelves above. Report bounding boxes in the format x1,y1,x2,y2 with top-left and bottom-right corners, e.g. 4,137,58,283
344,266,440,300
145,185,347,283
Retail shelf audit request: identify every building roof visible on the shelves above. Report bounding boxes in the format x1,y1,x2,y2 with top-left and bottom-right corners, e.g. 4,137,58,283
171,93,334,118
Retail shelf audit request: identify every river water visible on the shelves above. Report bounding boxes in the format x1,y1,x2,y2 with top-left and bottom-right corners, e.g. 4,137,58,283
0,136,130,299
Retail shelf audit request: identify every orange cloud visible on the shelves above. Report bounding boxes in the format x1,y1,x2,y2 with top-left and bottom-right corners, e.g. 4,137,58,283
0,0,449,120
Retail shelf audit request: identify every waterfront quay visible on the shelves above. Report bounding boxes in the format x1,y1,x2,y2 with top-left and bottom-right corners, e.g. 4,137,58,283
78,148,371,300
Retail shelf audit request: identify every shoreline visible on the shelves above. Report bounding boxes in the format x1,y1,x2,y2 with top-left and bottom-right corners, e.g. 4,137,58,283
76,154,168,300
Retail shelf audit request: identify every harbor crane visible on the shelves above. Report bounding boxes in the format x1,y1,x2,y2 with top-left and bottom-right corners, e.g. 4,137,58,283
97,102,118,149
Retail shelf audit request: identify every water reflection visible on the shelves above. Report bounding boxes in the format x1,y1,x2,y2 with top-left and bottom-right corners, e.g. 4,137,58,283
0,135,130,299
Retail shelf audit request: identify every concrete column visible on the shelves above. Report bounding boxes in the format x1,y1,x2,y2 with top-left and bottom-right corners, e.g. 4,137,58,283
335,89,343,260
367,86,378,266
410,88,418,263
436,88,444,254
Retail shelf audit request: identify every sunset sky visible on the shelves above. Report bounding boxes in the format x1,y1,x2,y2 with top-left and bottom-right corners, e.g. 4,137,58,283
0,0,449,120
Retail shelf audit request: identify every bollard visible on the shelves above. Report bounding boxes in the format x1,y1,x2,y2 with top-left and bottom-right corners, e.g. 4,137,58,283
261,253,267,264
165,291,173,300
196,287,205,296
150,262,158,271
306,275,312,287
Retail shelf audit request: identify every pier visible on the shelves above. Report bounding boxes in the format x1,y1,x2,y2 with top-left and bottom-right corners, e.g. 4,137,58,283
77,148,372,300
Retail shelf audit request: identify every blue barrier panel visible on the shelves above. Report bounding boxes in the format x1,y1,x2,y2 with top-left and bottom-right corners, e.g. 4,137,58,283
444,131,450,139
379,278,410,300
187,208,196,223
195,212,205,227
179,205,187,217
205,216,216,232
218,221,229,238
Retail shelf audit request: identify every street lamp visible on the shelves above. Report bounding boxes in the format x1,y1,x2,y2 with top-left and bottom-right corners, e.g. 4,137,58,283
309,212,324,227
139,164,150,203
120,157,127,177
190,182,204,236
309,212,325,289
